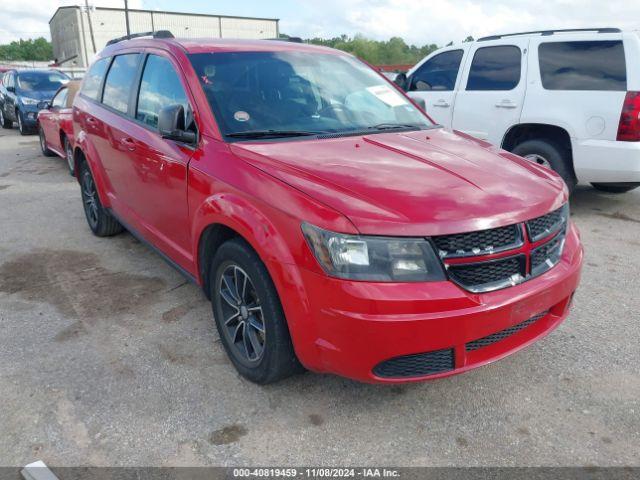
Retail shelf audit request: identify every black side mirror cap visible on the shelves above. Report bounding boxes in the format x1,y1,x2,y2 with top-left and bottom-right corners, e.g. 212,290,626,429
394,73,408,91
37,101,50,110
158,104,197,144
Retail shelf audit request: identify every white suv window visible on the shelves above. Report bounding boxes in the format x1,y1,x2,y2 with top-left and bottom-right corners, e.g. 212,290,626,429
466,45,521,91
410,50,464,91
538,41,626,91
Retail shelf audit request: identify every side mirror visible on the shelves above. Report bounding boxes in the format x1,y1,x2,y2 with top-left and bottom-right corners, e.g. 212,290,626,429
6,86,15,93
158,104,196,144
415,80,432,91
37,101,51,110
394,73,408,91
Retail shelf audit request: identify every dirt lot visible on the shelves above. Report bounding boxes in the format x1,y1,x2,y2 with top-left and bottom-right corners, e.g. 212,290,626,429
0,127,639,467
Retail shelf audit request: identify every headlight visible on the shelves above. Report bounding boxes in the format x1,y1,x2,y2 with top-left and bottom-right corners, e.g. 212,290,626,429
21,97,40,105
301,223,446,282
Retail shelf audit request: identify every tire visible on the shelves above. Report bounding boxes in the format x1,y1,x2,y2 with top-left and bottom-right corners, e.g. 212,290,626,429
591,183,640,194
0,108,12,129
512,139,576,193
17,110,30,136
39,126,55,157
63,135,75,175
79,161,124,237
209,238,302,384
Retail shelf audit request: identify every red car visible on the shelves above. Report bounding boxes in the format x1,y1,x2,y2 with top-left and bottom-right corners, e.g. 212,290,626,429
71,33,583,384
38,80,81,174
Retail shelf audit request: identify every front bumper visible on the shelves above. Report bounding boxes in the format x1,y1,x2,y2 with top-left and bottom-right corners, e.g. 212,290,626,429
19,106,39,127
283,223,583,383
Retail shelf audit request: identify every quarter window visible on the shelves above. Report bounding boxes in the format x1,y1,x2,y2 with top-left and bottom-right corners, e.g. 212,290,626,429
52,88,68,108
410,50,464,91
466,46,521,91
102,54,141,114
539,41,626,91
136,55,190,129
81,57,110,100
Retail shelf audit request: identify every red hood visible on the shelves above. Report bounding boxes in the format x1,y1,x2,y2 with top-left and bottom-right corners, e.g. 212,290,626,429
230,129,567,236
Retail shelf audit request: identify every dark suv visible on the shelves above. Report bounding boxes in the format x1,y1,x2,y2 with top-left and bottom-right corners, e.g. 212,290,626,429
0,69,69,135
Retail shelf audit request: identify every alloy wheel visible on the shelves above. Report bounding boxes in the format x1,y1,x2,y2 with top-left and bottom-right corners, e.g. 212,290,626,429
218,264,266,364
524,153,551,169
81,170,99,229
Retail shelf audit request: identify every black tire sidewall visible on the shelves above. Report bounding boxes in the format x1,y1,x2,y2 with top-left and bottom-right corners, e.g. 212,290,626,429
64,136,74,174
209,238,299,384
513,139,576,192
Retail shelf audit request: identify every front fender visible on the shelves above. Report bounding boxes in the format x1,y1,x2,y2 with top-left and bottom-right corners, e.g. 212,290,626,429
73,130,112,207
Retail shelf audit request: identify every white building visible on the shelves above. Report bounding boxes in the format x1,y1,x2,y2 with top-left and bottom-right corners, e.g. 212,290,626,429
49,6,280,68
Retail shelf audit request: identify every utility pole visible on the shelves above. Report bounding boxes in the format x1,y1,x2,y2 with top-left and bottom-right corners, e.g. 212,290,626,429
124,0,131,36
84,0,97,54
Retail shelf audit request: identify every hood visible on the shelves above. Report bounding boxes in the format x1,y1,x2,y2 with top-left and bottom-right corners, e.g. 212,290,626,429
231,129,567,236
19,90,58,102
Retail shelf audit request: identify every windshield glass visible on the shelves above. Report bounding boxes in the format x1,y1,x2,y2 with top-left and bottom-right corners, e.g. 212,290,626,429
188,51,433,139
17,72,68,92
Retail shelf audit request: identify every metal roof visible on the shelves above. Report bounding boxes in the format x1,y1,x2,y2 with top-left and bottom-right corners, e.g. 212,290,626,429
49,5,279,25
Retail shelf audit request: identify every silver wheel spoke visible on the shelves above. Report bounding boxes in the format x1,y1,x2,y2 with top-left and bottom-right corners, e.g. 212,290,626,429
247,328,263,357
222,275,239,304
224,310,240,326
248,315,265,333
220,288,238,309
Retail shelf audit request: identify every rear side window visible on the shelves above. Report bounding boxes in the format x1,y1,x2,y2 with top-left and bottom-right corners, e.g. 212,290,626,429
81,57,110,100
539,41,626,91
410,50,464,91
466,46,521,91
136,55,190,129
102,54,140,114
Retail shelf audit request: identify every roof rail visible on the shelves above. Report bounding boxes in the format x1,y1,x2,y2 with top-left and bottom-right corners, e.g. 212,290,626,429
477,27,621,42
266,36,303,43
106,30,174,46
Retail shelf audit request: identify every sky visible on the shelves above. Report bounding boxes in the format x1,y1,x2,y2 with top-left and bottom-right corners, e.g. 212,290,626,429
1,0,639,46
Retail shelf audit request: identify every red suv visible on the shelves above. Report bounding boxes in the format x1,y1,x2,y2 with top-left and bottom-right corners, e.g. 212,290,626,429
72,32,583,384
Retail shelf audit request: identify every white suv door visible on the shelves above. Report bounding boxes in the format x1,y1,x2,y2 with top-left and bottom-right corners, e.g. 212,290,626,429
451,39,529,145
405,48,466,128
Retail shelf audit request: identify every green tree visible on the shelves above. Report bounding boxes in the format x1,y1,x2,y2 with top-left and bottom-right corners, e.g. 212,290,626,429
305,34,441,66
0,38,53,61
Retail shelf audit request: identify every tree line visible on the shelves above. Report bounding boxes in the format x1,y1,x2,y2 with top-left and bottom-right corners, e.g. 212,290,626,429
0,38,53,62
0,35,475,65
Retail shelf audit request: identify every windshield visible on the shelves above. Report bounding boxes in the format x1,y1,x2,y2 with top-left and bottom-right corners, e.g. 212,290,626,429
188,51,433,139
17,72,68,92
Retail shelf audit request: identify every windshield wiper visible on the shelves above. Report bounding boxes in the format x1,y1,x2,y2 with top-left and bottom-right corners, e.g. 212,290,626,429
367,123,423,131
225,129,325,139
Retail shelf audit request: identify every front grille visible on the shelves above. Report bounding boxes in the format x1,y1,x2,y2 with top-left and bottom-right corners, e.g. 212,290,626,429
435,204,569,293
526,206,565,242
432,224,521,258
447,255,525,293
466,311,549,351
373,348,454,378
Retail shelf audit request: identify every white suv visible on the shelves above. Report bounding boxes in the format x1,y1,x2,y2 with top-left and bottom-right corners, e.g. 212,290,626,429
398,28,640,193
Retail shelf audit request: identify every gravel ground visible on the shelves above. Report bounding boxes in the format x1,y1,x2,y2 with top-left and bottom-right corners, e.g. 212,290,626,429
0,127,638,467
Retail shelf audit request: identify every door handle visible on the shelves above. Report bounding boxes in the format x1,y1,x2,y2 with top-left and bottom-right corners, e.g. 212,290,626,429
121,137,136,151
433,99,450,108
495,100,518,109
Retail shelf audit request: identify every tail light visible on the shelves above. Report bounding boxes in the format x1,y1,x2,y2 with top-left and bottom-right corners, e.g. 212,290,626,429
617,91,640,141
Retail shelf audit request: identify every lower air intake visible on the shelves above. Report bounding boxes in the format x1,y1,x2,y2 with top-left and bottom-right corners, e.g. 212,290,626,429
373,348,455,378
466,311,549,351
